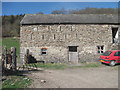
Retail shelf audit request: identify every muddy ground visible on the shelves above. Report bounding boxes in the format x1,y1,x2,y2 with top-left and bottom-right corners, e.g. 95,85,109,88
27,65,118,88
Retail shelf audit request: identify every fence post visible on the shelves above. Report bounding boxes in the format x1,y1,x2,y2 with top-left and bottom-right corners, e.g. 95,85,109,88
11,47,17,71
4,47,7,68
25,49,29,64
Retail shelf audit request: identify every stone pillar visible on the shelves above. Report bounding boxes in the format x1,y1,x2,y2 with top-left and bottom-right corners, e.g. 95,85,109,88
11,47,17,71
24,49,29,64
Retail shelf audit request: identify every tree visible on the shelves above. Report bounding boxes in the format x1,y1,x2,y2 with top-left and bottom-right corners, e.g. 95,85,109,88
36,12,44,14
2,15,24,37
51,8,68,14
68,8,118,14
51,8,118,14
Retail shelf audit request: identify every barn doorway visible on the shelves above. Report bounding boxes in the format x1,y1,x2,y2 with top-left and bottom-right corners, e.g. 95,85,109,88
68,46,78,63
112,27,119,43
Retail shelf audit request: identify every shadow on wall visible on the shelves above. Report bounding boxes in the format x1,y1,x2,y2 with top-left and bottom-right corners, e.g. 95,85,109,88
28,54,37,64
25,49,37,64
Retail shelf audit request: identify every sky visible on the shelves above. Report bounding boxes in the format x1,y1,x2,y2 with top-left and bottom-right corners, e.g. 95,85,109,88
2,2,119,15
2,0,120,2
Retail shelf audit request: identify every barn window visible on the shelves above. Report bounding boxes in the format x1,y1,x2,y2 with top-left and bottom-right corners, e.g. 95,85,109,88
71,26,72,31
68,46,78,52
30,34,32,40
41,48,47,55
59,26,62,31
42,34,44,40
53,34,56,40
65,34,67,39
48,26,50,30
97,45,104,54
112,27,119,43
76,33,77,38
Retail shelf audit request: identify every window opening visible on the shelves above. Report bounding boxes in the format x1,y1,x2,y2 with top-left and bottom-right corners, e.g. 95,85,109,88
68,46,78,52
30,34,32,40
65,34,67,39
76,33,77,38
60,26,62,31
42,34,44,40
54,34,56,40
41,48,47,55
112,27,118,43
97,45,104,54
71,26,72,31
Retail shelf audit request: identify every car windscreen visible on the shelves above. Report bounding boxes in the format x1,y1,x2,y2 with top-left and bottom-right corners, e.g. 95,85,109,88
102,51,112,56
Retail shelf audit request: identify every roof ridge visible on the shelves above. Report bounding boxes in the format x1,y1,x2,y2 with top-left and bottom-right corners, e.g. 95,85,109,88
21,14,118,25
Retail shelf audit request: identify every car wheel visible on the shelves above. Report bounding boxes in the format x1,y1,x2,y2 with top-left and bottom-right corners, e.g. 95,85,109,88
101,62,104,64
109,61,116,66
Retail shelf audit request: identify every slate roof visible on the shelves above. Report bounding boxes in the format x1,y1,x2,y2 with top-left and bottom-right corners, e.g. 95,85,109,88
21,14,118,25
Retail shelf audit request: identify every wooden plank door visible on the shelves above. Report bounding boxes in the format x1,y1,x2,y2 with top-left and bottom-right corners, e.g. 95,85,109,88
68,46,78,63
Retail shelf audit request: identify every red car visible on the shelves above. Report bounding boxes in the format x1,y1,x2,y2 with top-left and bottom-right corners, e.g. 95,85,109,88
99,50,120,66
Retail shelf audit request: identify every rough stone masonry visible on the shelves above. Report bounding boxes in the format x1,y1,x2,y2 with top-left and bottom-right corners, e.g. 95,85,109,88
20,14,119,64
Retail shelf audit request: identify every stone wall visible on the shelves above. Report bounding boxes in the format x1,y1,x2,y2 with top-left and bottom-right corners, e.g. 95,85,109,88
20,24,118,64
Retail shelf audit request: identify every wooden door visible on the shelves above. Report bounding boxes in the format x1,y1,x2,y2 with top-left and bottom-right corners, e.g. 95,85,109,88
68,46,78,63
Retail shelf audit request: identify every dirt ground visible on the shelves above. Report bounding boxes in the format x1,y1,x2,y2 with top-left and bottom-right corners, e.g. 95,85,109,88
27,65,118,88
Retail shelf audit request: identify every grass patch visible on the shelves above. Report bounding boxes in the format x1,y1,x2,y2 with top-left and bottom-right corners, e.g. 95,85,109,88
83,63,101,68
2,37,20,57
0,39,2,46
34,63,67,70
2,76,32,88
33,62,101,70
70,62,101,69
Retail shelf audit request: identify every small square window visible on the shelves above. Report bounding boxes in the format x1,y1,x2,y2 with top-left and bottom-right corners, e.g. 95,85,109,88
68,46,78,52
41,48,47,55
42,52,46,54
97,45,104,54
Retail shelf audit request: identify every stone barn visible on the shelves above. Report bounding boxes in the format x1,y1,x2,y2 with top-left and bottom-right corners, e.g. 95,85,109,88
20,14,119,64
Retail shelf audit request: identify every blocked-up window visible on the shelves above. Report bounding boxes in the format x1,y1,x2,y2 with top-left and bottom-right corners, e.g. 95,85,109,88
33,27,37,31
41,48,47,55
97,45,104,54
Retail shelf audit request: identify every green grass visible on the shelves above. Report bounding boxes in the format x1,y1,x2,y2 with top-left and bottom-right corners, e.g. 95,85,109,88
2,37,20,57
34,63,67,70
69,63,101,69
2,76,32,88
0,39,2,46
33,62,101,70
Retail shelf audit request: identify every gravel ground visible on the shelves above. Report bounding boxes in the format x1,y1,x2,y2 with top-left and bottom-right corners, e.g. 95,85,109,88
28,65,118,88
